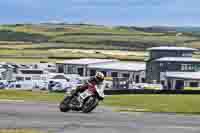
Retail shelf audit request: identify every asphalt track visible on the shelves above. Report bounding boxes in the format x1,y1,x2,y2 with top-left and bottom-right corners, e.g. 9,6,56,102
0,101,200,133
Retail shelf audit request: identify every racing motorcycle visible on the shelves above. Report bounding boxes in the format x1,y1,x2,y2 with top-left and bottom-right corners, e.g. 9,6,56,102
59,83,104,113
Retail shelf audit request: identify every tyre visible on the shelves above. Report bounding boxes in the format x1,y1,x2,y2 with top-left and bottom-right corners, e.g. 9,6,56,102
82,96,99,113
59,96,71,112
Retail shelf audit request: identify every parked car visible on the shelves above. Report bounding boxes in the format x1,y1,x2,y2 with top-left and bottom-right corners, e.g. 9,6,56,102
0,80,8,89
7,81,33,90
0,82,6,89
47,79,72,92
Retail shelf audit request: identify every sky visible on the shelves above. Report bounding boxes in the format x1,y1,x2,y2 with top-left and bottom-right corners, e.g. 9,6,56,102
0,0,199,26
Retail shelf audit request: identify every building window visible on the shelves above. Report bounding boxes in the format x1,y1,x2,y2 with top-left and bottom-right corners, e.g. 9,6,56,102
132,73,135,80
77,68,84,76
25,77,31,80
181,64,187,71
135,75,140,83
111,72,118,78
141,78,145,83
68,65,76,74
191,65,195,71
16,77,24,81
160,63,164,67
16,84,21,88
188,64,194,71
190,82,198,87
161,80,165,86
149,64,153,72
90,70,96,76
68,65,73,74
20,70,43,74
101,71,107,77
195,64,200,71
188,64,192,70
182,53,192,57
57,64,64,73
181,64,195,71
122,73,130,78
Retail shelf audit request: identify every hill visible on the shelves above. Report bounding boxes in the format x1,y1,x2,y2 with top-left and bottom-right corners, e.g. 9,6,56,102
0,24,200,51
0,24,200,62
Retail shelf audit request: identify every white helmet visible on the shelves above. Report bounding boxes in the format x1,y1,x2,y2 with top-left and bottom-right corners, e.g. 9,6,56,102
95,72,105,82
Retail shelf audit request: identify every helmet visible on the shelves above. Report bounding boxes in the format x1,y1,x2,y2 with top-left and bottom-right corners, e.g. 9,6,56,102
95,72,105,83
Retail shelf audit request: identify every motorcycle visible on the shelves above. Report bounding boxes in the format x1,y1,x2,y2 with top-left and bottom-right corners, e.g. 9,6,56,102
59,83,104,113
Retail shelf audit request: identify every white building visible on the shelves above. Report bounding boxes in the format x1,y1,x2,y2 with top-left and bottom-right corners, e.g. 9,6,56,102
164,72,200,90
56,58,117,76
31,62,56,72
0,68,6,80
88,61,146,83
13,69,47,81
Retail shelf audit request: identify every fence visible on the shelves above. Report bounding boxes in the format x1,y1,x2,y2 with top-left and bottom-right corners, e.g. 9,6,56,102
104,89,200,95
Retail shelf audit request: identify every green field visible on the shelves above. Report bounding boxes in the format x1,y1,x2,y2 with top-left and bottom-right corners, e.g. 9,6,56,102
0,24,199,62
0,49,147,63
104,95,200,114
0,24,199,51
1,90,200,114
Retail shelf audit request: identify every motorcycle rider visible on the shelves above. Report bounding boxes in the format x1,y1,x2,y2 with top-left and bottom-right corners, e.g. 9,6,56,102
71,72,105,100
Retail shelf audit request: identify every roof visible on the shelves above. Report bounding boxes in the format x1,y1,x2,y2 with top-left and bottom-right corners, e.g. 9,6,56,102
56,58,117,65
19,69,44,74
155,57,200,62
0,69,6,73
88,61,146,71
47,73,80,79
147,47,197,51
51,75,67,80
1,64,15,69
165,72,200,80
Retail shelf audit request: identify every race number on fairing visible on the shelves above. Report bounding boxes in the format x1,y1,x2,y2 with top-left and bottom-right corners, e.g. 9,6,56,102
80,90,92,99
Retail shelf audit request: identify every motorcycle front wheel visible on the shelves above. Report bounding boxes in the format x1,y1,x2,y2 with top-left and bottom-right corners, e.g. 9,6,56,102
59,96,71,112
82,96,99,113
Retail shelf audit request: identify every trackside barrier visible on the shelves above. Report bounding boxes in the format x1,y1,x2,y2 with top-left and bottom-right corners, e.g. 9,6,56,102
104,89,200,95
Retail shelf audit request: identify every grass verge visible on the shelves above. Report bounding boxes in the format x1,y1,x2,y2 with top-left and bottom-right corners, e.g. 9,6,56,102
103,95,200,114
0,90,64,103
1,90,200,114
0,129,41,133
184,87,200,90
